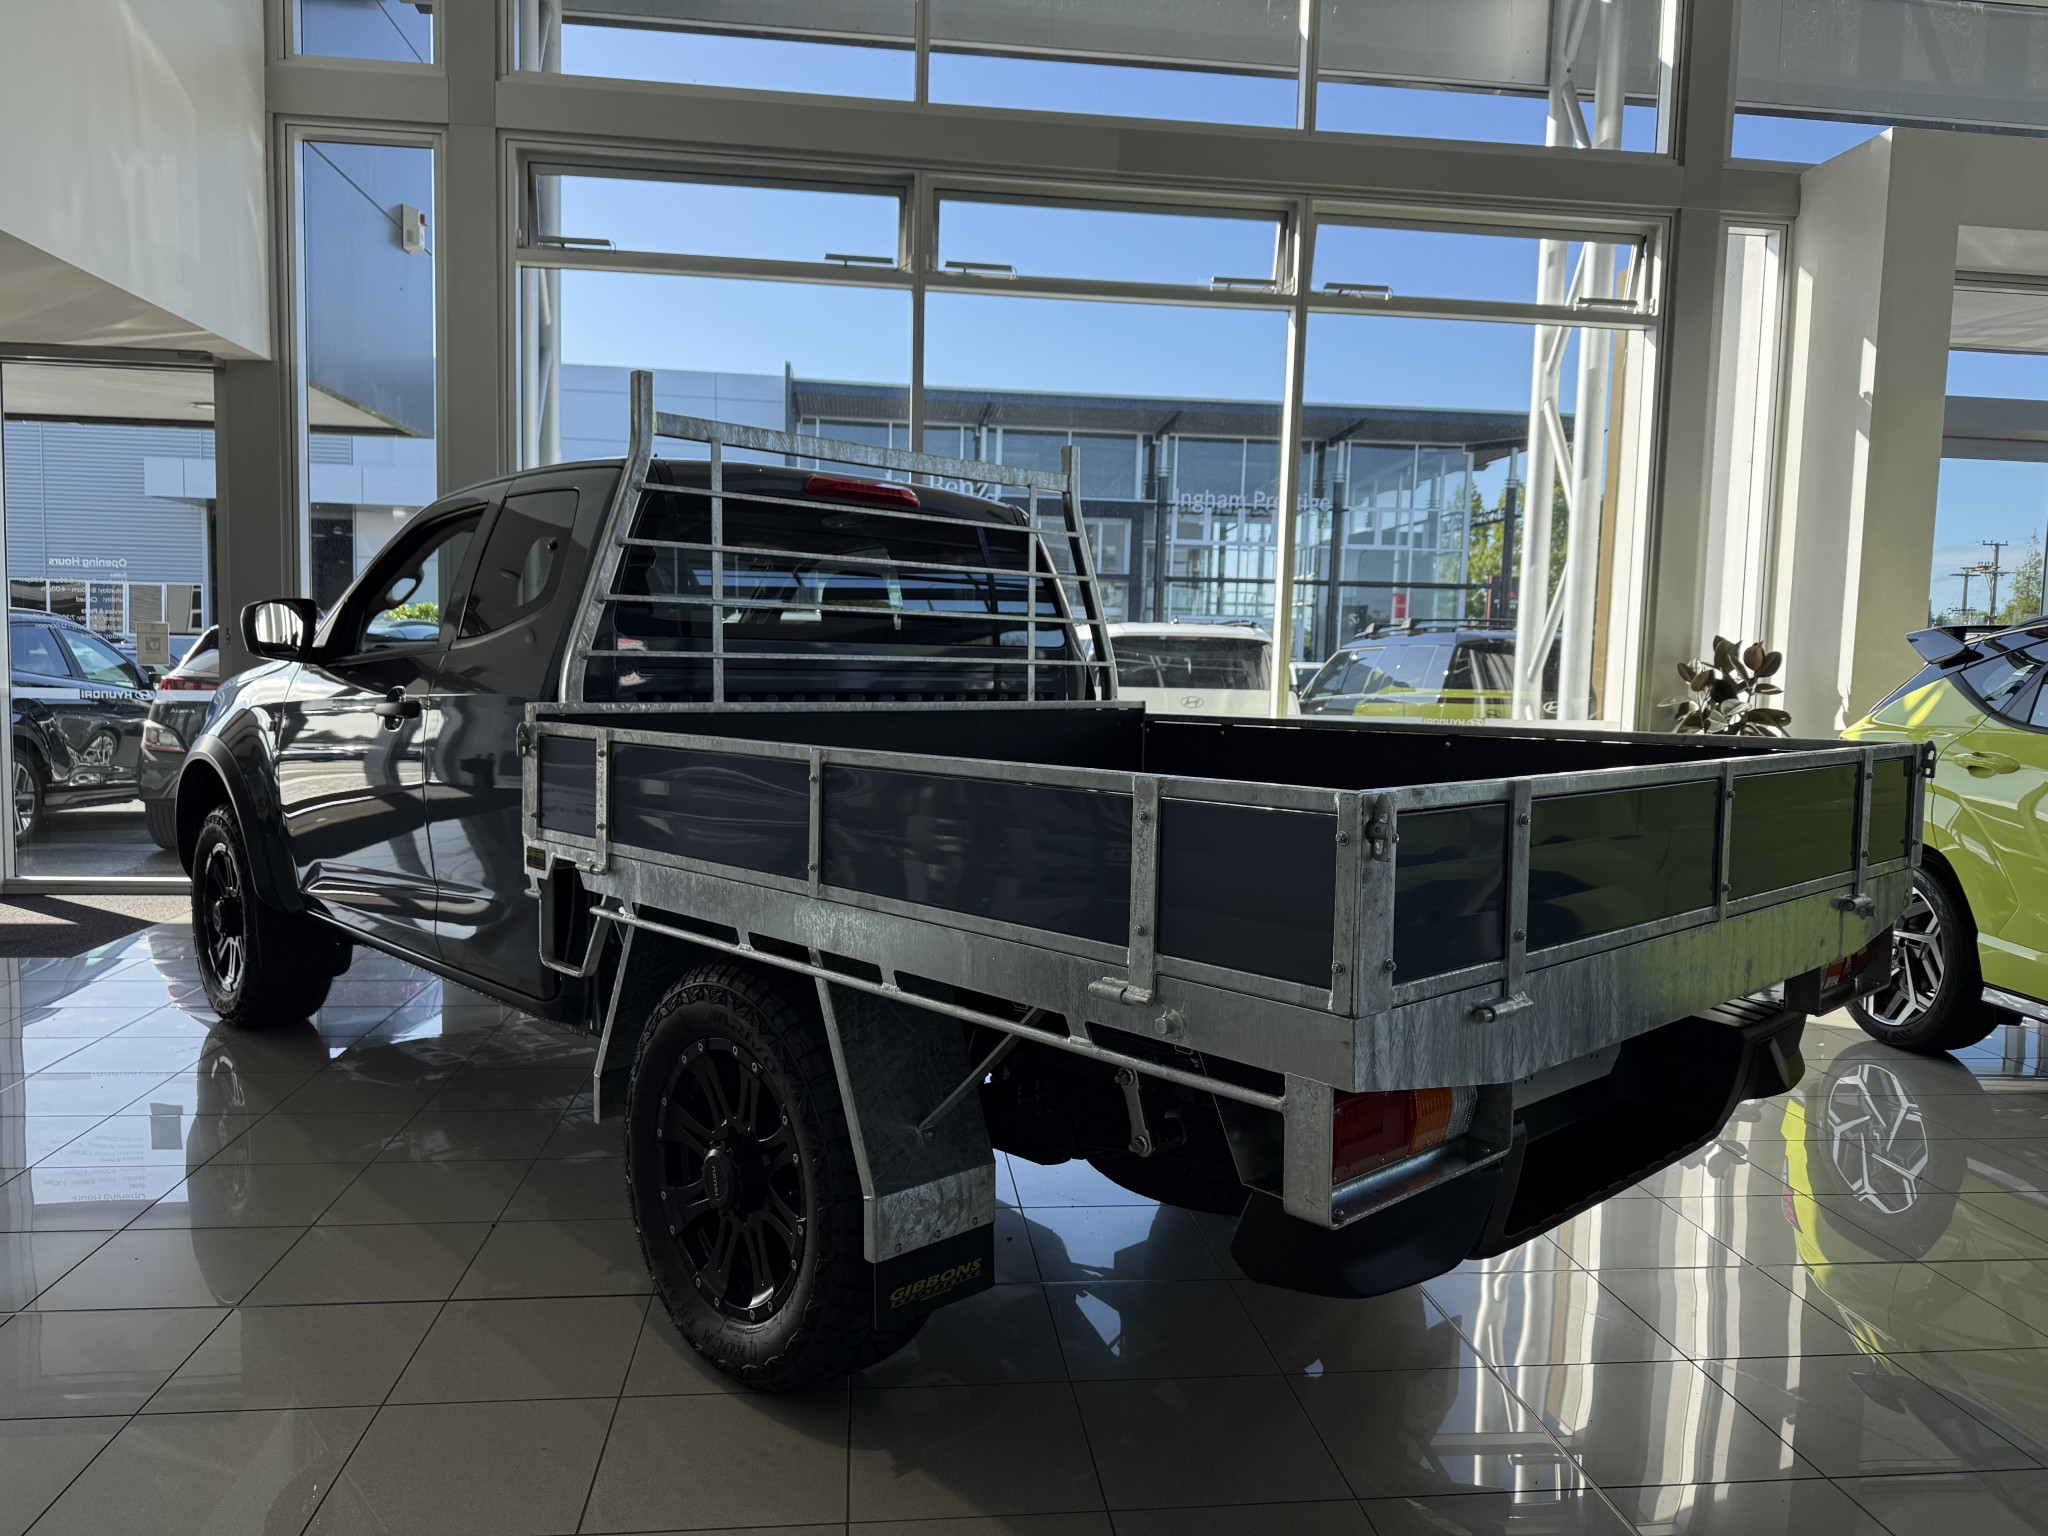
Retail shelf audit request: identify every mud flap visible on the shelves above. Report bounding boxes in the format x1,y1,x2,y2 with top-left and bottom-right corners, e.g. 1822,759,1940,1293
874,1222,995,1330
812,981,999,1326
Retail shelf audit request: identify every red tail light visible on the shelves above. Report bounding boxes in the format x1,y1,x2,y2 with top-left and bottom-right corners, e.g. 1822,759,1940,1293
156,675,213,692
1332,1087,1475,1183
805,473,919,509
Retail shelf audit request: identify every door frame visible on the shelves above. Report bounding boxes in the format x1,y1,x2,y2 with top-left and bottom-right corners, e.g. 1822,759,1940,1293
0,345,221,893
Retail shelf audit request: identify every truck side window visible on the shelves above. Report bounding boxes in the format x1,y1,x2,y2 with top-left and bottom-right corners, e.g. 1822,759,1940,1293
345,512,480,654
460,489,579,639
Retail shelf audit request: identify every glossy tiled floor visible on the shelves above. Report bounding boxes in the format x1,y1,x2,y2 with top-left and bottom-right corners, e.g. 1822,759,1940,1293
8,932,2048,1533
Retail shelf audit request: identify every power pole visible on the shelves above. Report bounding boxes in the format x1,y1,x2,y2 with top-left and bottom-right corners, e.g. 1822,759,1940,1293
1959,565,1978,623
1984,540,2009,621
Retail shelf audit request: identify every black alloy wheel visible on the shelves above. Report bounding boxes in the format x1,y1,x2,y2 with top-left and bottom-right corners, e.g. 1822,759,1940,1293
11,752,42,843
1848,866,1997,1054
199,839,247,997
658,1035,805,1323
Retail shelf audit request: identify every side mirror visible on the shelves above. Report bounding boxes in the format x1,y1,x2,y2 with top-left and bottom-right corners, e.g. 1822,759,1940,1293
242,598,319,662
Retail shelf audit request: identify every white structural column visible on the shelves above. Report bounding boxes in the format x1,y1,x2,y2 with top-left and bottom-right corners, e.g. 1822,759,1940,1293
1557,0,1627,719
519,0,563,468
1268,203,1316,718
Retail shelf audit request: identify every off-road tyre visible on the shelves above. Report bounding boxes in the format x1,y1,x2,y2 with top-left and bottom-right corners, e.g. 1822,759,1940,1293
143,799,178,850
192,805,347,1028
1849,865,1997,1054
1089,1099,1247,1216
626,961,918,1391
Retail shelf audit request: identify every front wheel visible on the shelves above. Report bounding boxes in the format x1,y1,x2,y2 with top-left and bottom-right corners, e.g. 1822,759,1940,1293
143,799,178,850
191,805,348,1027
626,962,909,1391
1849,866,1997,1054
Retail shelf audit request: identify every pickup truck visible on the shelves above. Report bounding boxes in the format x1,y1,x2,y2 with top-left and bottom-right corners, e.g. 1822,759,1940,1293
177,372,1922,1392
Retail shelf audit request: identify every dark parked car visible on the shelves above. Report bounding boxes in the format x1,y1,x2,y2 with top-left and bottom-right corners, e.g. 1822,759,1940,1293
10,608,154,841
140,625,220,849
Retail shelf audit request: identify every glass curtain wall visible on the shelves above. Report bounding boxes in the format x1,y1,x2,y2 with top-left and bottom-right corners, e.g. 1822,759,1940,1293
1735,0,2048,162
516,163,1661,721
295,138,439,613
0,362,217,881
512,0,1678,152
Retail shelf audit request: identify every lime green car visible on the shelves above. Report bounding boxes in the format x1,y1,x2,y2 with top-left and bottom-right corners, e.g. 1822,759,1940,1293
1843,619,2048,1052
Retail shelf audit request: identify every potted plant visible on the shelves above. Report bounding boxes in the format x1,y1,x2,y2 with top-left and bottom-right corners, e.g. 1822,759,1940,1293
1672,638,1790,736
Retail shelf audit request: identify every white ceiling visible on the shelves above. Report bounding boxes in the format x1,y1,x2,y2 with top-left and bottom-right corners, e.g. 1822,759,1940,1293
1,361,394,432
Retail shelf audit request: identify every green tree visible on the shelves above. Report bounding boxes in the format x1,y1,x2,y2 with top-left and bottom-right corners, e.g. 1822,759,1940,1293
1459,478,1569,621
1994,535,2044,627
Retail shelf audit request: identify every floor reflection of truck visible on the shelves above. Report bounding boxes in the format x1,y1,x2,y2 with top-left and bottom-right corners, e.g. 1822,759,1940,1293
182,373,1915,1392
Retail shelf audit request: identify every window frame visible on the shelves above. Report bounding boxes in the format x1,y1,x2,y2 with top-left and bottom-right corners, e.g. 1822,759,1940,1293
319,503,488,663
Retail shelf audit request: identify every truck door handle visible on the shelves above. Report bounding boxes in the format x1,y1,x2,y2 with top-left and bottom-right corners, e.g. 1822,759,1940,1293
1952,748,2020,776
374,687,421,729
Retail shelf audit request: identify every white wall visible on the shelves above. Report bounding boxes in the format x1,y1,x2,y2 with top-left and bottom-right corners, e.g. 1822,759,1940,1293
0,0,268,358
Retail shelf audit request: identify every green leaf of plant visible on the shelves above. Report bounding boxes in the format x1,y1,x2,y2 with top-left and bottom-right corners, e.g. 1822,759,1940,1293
1759,650,1783,677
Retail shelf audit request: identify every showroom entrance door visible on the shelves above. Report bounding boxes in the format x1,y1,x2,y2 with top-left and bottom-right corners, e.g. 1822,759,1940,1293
0,354,218,888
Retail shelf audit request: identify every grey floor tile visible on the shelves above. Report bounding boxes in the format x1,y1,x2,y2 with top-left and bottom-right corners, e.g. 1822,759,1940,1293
1547,1200,1739,1269
622,1306,745,1396
129,1161,360,1229
1039,1279,1268,1381
1768,1260,2048,1352
0,1306,226,1416
29,1225,300,1309
426,1067,590,1113
1707,1352,2035,1478
584,1392,850,1531
1007,1158,1153,1208
1603,1477,1897,1534
1078,1376,1350,1509
994,1206,1039,1284
37,1037,205,1076
0,1163,178,1231
1292,1365,1584,1501
1886,1347,2048,1458
0,1114,104,1166
0,1230,109,1309
1424,1268,1681,1367
273,1064,453,1116
203,1111,413,1166
502,1155,628,1221
536,1113,623,1161
1232,1281,1474,1377
127,1068,322,1117
31,1406,373,1536
245,1221,492,1305
1024,1205,1223,1282
317,1158,527,1225
378,1108,566,1162
1662,1192,1914,1266
857,1519,1108,1536
1360,1491,1633,1535
452,1217,652,1298
857,1282,1067,1388
851,1382,1104,1520
310,1397,612,1535
1503,1358,1820,1486
144,1301,439,1412
390,1294,647,1403
1838,1468,2048,1536
1596,1262,1865,1361
0,1416,125,1536
1111,1505,1369,1536
0,1072,173,1116
1448,1234,1577,1276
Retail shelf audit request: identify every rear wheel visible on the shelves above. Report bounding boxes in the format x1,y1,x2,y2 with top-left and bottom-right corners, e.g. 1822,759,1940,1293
1849,866,1997,1054
191,805,348,1028
11,748,43,844
626,961,912,1391
143,799,178,850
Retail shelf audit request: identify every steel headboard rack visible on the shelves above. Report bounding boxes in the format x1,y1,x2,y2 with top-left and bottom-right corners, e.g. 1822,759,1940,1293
560,370,1118,707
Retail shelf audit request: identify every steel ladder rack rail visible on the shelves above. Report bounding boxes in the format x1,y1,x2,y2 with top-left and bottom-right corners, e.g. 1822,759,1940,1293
559,369,1118,709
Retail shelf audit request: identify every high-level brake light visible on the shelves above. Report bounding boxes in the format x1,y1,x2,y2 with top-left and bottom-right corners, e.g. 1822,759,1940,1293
804,473,919,509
